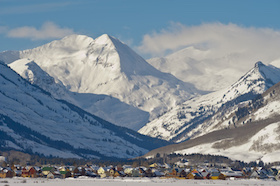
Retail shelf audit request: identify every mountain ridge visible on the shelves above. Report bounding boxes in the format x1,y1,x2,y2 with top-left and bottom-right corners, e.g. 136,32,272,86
143,80,280,163
9,58,150,130
0,62,170,159
139,61,280,142
4,34,201,130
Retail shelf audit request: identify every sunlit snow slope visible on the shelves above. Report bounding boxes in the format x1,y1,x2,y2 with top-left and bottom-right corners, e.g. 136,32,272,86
144,81,280,163
0,62,169,159
139,62,280,142
9,59,149,130
4,34,200,130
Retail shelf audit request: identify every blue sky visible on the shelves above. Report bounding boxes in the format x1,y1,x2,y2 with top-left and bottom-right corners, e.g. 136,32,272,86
1,0,280,59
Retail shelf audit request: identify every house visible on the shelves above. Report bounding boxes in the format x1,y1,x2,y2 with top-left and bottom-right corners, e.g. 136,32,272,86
186,169,204,179
275,170,280,180
258,169,270,180
90,165,99,173
97,167,107,178
109,168,115,177
72,167,82,177
149,163,158,168
34,167,42,177
131,168,141,177
186,172,204,179
242,167,252,178
0,168,13,178
193,172,204,179
86,170,98,177
138,167,146,177
250,170,260,179
220,169,244,179
47,172,54,179
168,168,180,177
124,167,133,176
265,168,277,179
209,172,226,180
201,171,210,179
67,166,76,172
58,166,66,171
113,171,120,177
144,168,154,177
21,167,29,177
114,171,125,177
270,168,278,177
14,169,22,177
28,167,38,178
186,172,195,179
153,169,164,177
78,167,86,176
52,171,63,179
122,165,132,170
97,167,105,175
60,171,71,178
179,169,188,178
42,167,55,177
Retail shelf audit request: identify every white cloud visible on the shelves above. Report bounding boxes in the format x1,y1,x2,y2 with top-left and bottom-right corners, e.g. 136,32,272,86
138,22,280,91
138,22,280,64
6,22,74,40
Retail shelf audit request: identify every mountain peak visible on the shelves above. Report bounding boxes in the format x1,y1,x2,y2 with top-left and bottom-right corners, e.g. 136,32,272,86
254,61,265,68
7,34,200,130
228,60,280,95
94,34,115,45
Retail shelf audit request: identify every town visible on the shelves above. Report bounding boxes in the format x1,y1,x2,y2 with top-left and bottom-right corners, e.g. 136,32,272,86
0,156,280,181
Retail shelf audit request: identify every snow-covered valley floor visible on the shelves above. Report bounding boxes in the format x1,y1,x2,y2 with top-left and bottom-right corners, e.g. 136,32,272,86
0,177,279,186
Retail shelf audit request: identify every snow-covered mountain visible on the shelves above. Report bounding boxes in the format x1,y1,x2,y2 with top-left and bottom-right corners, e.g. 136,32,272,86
0,62,170,159
139,61,280,142
2,34,201,130
147,46,256,92
8,59,149,130
143,80,280,163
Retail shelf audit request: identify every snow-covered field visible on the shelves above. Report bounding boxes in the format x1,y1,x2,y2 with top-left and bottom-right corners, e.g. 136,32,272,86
0,177,279,186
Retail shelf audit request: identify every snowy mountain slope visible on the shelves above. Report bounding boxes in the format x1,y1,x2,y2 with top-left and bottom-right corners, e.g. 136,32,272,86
148,46,255,91
229,80,280,128
139,61,280,142
0,62,170,159
145,118,280,163
144,81,280,163
5,34,201,129
9,58,149,130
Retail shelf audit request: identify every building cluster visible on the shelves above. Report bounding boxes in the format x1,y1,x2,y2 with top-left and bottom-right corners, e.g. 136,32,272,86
0,162,280,180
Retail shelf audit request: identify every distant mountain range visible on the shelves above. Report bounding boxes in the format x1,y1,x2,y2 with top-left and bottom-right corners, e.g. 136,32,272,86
143,80,280,163
139,61,280,143
1,34,280,163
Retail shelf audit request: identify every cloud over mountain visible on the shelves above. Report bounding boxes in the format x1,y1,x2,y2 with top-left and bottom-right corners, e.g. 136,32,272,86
5,22,74,40
138,22,280,65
